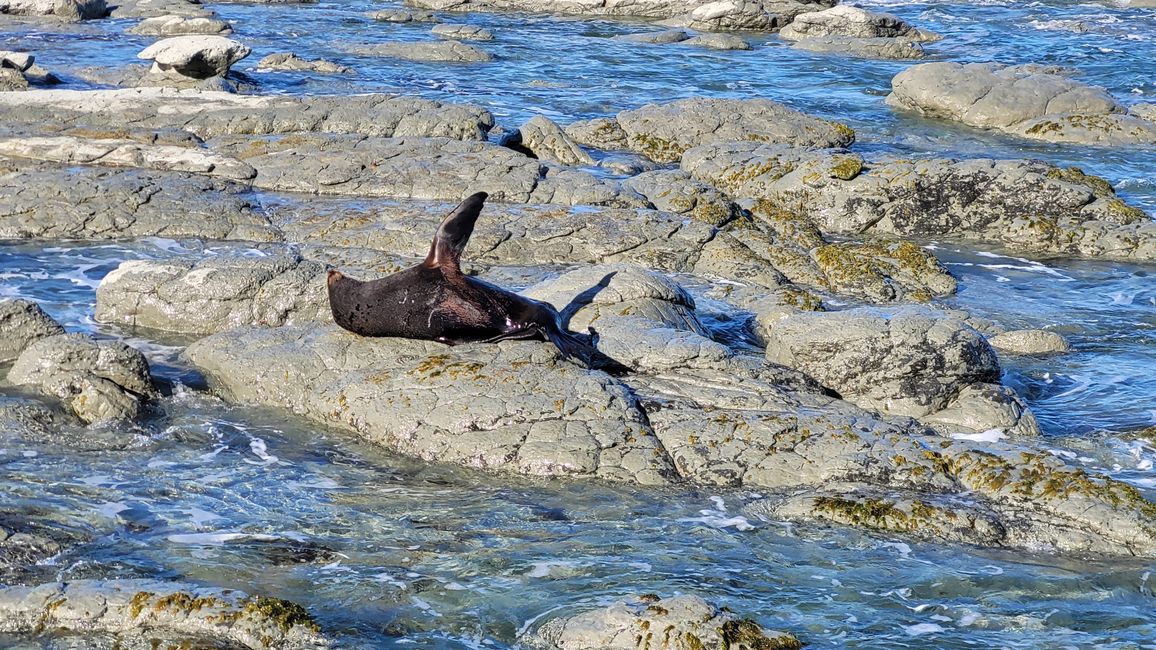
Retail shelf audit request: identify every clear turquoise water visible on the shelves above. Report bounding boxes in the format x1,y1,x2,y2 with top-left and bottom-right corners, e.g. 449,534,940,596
1,0,1156,647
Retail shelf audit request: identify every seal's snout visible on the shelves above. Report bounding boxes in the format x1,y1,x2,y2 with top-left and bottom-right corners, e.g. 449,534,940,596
327,269,343,287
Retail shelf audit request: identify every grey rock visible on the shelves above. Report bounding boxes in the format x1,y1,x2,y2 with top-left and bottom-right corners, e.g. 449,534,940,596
184,324,677,484
0,0,106,20
351,41,493,62
1132,103,1156,122
137,35,251,79
8,333,158,424
612,97,854,162
763,306,1000,418
368,9,440,22
888,62,1156,145
0,67,28,91
0,164,280,241
128,13,232,35
564,117,630,151
594,153,661,175
988,328,1072,355
0,299,65,362
0,579,327,649
681,142,1156,261
0,50,34,71
621,169,742,227
0,88,494,141
501,115,594,166
682,32,751,49
612,28,691,44
96,253,328,335
922,382,1041,437
257,52,352,74
779,5,938,40
792,35,925,59
431,23,494,40
527,594,800,650
110,0,214,18
0,134,256,180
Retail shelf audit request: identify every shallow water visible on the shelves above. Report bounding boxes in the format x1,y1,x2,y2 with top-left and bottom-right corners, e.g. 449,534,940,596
2,0,1156,646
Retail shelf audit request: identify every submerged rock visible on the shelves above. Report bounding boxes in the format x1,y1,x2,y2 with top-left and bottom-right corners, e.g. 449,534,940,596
988,328,1072,355
368,9,440,22
791,35,926,59
682,32,751,49
257,52,352,74
888,62,1156,145
764,306,1000,418
0,88,494,141
351,41,493,62
567,97,854,163
527,594,801,650
128,13,233,35
0,298,65,362
0,579,327,649
8,333,158,424
431,23,494,40
613,28,690,44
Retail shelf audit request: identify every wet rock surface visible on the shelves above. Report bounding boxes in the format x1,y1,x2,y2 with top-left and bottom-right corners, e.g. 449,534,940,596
988,328,1072,355
128,13,233,35
350,40,494,62
257,52,352,74
0,298,65,362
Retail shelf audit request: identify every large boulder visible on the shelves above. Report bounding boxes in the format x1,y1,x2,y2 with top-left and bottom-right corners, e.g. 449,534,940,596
0,579,326,649
185,325,676,484
763,306,1000,418
137,35,251,79
0,0,107,20
256,52,352,74
888,62,1156,145
128,13,232,35
566,97,854,163
0,299,64,362
527,595,801,650
8,333,158,424
681,142,1156,261
500,115,594,166
988,328,1072,355
779,4,938,40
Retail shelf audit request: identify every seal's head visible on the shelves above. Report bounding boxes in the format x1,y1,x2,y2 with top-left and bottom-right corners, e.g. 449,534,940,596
327,269,344,288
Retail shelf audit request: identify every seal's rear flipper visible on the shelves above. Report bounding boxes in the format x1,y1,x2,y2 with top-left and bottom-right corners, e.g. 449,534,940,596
425,192,488,272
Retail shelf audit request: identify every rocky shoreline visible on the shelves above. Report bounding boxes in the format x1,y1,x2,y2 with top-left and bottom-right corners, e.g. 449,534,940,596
2,0,1156,647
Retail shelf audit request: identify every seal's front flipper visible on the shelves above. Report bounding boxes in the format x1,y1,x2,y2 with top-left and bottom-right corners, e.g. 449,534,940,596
425,192,488,272
543,325,598,368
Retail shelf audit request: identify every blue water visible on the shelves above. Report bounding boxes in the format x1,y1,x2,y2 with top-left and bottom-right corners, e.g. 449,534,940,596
2,0,1156,646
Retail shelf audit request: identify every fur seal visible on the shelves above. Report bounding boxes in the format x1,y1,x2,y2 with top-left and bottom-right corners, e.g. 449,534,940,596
327,192,594,363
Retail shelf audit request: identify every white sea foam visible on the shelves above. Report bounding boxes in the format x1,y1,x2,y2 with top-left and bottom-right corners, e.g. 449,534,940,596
904,623,945,636
167,532,280,544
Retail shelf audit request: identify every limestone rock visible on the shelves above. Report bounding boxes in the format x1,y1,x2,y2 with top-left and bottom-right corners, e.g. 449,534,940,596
779,5,939,40
257,52,352,74
922,382,1041,437
613,29,690,44
431,23,494,40
137,35,251,79
0,50,34,71
682,32,751,49
622,169,742,227
351,41,493,62
0,135,255,180
0,299,65,362
0,579,326,648
792,35,925,59
528,595,801,650
763,306,1000,417
96,253,329,335
368,9,439,22
500,115,594,166
0,88,495,140
988,328,1072,355
564,117,630,151
0,0,107,20
8,333,158,424
888,62,1156,145
0,67,27,91
128,13,232,35
612,97,854,162
184,324,676,484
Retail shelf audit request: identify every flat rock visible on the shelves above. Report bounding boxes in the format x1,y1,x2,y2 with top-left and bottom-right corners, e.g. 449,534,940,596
500,115,594,166
137,35,250,79
527,594,801,650
792,35,925,59
682,32,751,49
0,299,65,362
128,13,232,35
96,253,329,334
682,142,1156,261
779,5,938,40
431,23,494,40
888,62,1156,145
763,306,1000,418
0,134,255,180
0,88,494,141
988,328,1072,355
257,52,352,74
0,163,280,241
351,41,493,62
612,28,690,44
8,332,158,424
110,0,215,18
0,579,326,649
368,9,440,22
569,97,854,163
184,324,676,484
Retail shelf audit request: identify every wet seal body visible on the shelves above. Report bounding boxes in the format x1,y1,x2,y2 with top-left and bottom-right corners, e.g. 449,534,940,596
327,192,593,362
